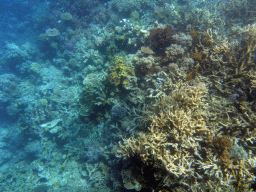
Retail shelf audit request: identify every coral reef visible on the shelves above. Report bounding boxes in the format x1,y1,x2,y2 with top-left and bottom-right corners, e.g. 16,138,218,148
1,0,256,191
114,22,256,191
0,43,37,72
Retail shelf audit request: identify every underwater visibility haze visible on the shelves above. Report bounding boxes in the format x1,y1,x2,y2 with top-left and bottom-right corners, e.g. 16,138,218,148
1,0,256,191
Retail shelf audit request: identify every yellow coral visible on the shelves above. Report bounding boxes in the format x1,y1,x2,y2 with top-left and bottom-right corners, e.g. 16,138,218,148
108,56,134,88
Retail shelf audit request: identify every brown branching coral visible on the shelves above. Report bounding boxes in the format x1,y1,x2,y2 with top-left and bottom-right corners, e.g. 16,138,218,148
186,24,256,84
147,25,175,55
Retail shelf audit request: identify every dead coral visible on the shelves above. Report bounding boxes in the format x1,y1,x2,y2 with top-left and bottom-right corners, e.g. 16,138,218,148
121,168,142,191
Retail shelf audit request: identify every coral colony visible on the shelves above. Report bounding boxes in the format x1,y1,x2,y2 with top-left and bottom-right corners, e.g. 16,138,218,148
0,0,256,191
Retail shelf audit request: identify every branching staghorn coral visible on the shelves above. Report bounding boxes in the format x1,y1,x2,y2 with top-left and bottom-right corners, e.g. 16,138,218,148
117,82,211,186
116,77,256,190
